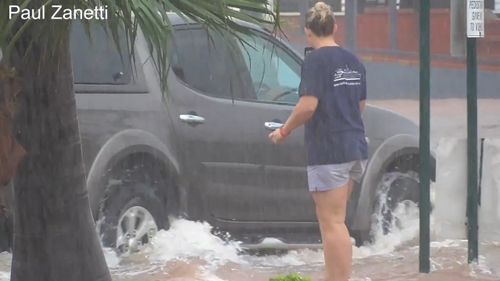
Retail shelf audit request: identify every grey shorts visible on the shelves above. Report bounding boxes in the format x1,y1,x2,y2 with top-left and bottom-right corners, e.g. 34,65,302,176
307,160,368,192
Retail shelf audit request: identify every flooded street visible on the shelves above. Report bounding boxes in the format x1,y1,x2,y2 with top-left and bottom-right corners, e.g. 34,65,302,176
0,99,498,281
103,224,500,281
104,99,500,281
0,223,498,281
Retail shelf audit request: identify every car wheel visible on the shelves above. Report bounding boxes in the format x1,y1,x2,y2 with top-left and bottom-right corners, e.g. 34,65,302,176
370,170,420,239
98,181,167,255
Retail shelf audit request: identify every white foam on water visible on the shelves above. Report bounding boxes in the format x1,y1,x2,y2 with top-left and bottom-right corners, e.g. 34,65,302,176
433,137,500,241
245,248,324,268
103,247,120,268
198,268,227,281
470,255,494,278
259,237,286,245
432,138,469,239
0,252,11,281
145,219,245,268
110,264,163,278
354,172,421,258
354,204,419,258
430,239,467,248
479,138,500,242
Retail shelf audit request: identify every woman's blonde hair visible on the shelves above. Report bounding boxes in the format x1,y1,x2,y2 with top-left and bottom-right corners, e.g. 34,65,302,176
305,2,335,37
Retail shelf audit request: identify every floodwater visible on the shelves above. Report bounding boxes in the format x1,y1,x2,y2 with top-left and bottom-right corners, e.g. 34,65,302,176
0,99,499,281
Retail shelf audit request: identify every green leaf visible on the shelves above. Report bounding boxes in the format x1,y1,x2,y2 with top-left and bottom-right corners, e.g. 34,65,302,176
269,273,312,281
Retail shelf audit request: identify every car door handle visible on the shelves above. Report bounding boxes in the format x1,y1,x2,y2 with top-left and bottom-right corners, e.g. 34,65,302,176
264,121,283,131
180,114,205,124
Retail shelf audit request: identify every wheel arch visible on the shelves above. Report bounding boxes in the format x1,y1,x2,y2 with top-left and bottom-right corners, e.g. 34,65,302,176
350,134,436,231
86,129,181,218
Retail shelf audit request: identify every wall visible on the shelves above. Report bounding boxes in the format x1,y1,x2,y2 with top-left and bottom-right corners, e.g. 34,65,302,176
281,8,500,60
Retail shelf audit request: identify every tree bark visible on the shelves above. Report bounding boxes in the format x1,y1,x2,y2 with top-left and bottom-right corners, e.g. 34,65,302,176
0,66,25,186
9,19,111,281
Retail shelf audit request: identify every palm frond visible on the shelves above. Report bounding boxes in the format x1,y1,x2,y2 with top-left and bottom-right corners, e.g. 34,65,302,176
0,0,281,93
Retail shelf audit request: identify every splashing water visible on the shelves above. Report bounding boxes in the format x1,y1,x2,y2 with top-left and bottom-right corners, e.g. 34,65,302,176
354,171,421,258
0,139,498,281
145,220,245,267
105,171,427,280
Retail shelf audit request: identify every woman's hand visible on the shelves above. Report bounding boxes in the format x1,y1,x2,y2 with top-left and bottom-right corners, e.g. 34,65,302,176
268,128,290,144
268,96,318,145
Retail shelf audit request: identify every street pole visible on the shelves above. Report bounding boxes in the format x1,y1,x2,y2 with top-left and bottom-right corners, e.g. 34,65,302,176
450,0,466,57
418,0,431,274
465,0,483,264
388,0,399,52
466,36,479,264
345,0,358,52
299,0,310,31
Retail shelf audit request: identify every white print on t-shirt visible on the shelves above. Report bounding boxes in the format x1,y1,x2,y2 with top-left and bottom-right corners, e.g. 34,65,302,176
333,67,362,87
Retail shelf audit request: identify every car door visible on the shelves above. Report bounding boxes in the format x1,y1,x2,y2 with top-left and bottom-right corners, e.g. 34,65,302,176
227,31,317,223
167,26,268,222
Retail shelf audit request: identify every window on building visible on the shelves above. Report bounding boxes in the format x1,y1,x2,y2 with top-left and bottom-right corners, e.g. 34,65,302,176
364,0,387,8
364,0,402,10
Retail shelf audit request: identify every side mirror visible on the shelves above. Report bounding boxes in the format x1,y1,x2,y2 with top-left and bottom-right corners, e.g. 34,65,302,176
304,47,314,57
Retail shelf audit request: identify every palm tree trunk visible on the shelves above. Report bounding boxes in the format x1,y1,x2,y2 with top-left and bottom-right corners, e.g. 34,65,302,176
10,21,111,281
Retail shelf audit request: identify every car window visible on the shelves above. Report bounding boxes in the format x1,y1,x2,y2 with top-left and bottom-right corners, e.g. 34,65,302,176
70,22,132,85
171,27,243,99
237,33,301,104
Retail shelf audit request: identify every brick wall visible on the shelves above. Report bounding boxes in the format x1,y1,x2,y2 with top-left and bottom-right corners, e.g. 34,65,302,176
280,8,500,60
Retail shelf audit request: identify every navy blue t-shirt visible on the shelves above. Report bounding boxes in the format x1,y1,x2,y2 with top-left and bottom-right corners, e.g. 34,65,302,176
299,46,368,165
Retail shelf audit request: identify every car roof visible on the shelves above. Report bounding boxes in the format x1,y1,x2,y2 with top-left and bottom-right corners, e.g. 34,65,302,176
166,12,303,60
167,12,265,32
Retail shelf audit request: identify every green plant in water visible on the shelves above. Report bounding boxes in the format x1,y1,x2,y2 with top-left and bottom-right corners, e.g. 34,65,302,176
269,273,312,281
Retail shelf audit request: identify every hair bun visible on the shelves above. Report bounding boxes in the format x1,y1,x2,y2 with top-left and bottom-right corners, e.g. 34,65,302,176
305,1,335,37
312,2,332,23
313,2,331,13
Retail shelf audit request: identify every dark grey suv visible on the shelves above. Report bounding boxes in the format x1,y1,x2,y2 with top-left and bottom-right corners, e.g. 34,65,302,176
70,14,435,254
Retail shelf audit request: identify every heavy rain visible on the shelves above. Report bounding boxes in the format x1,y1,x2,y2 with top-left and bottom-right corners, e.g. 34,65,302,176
0,1,499,281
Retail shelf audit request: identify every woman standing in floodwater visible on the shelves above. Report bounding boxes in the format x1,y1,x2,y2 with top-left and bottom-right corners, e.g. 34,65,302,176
269,2,368,281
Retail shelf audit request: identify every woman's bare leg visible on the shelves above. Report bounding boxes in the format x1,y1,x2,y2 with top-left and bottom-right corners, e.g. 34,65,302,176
312,181,352,281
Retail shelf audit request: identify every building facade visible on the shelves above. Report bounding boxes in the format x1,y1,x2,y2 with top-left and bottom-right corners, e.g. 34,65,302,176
278,0,500,61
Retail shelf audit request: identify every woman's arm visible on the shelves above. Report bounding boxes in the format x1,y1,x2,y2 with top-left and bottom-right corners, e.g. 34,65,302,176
269,96,318,144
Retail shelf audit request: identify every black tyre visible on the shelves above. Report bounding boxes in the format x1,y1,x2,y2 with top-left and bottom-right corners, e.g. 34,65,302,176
369,170,420,240
98,181,167,255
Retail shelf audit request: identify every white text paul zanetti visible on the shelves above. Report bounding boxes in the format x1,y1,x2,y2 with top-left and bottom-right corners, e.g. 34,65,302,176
9,5,108,20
